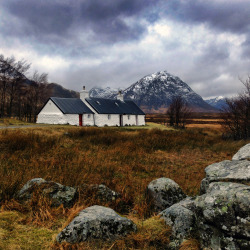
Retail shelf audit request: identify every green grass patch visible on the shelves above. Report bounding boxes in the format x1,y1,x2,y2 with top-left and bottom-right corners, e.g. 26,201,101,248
0,211,57,249
0,118,31,126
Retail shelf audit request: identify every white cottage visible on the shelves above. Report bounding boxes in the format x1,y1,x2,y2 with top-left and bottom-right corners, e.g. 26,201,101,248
37,87,145,127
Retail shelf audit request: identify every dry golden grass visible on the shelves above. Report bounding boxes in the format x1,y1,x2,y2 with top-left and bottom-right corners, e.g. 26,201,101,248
0,124,249,248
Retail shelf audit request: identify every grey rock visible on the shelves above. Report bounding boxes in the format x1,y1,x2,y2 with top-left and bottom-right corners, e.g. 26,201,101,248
160,197,196,241
147,177,186,212
86,184,120,202
56,205,136,243
200,160,250,194
195,182,250,249
16,178,78,207
232,143,250,161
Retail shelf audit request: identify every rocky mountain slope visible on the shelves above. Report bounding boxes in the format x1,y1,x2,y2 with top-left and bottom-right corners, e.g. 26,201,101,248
205,96,227,110
90,71,217,113
89,87,117,99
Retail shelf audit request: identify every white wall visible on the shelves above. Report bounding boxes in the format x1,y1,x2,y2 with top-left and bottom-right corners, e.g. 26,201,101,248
83,114,95,126
95,114,120,127
37,113,67,124
137,115,145,126
122,115,136,126
40,100,62,114
121,115,145,126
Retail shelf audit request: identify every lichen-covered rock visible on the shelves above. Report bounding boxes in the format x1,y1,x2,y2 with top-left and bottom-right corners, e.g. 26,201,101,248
232,143,250,161
16,178,78,207
160,197,196,242
56,205,136,243
200,160,250,194
82,184,120,202
147,177,186,212
195,182,250,249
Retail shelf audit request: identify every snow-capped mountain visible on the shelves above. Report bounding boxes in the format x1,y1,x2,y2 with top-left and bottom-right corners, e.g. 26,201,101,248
90,71,217,112
89,87,118,99
205,96,227,110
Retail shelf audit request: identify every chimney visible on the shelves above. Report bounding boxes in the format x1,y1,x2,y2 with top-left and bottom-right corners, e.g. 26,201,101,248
80,86,89,100
117,90,124,102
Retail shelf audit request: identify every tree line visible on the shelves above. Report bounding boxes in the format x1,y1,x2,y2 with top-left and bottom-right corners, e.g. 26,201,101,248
0,54,51,122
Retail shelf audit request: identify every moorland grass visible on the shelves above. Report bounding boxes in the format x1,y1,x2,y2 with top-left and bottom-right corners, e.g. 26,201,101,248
0,125,249,249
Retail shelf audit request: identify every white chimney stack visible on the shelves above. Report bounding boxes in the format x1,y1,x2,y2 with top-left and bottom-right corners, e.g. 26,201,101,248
80,86,89,100
117,90,124,102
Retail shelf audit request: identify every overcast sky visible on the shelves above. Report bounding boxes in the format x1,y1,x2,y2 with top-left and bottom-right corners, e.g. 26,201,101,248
0,0,250,99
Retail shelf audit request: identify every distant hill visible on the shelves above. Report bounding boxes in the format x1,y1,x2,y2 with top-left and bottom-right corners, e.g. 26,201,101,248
205,96,227,110
90,71,217,113
47,83,79,98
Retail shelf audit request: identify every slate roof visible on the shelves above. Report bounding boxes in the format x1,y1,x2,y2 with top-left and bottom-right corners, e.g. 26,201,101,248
50,97,94,114
86,98,145,115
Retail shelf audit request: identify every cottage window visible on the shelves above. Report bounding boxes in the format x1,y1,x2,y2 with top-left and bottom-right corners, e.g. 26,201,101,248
128,115,130,120
108,114,111,119
88,114,91,118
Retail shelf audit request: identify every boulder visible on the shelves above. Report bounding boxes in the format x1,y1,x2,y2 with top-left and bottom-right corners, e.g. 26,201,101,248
56,205,136,243
82,184,120,202
160,197,196,242
232,143,250,161
195,182,250,249
147,177,186,212
16,178,78,207
200,160,250,194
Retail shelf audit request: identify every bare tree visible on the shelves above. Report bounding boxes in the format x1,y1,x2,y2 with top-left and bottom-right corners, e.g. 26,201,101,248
0,54,50,122
28,71,49,122
221,76,250,140
7,59,30,117
0,55,15,117
167,95,191,128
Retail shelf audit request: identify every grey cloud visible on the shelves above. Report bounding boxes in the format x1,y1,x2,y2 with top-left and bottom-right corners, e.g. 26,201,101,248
241,34,250,58
163,0,250,33
162,0,250,34
197,43,230,65
2,0,158,48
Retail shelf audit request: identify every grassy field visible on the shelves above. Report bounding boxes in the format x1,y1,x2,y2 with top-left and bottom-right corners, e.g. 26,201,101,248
0,118,31,126
0,122,249,249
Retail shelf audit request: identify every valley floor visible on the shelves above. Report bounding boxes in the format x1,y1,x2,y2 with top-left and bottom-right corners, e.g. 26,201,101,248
0,121,248,249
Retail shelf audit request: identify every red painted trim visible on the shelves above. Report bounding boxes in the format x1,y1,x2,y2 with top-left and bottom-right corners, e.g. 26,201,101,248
79,114,83,126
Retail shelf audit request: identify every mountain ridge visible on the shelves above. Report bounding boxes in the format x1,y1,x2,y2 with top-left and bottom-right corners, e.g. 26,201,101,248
90,71,217,113
205,96,227,110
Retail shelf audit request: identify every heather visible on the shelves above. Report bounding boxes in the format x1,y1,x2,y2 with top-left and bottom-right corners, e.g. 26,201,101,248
0,125,248,249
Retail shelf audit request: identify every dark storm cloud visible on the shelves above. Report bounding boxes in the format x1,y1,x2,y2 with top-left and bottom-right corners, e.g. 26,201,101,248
197,42,230,65
2,0,157,47
162,0,250,35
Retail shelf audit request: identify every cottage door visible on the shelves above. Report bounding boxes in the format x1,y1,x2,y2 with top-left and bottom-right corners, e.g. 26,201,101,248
79,114,83,126
119,115,123,126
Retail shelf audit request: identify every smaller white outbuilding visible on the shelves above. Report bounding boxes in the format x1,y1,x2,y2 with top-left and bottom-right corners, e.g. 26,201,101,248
37,87,145,127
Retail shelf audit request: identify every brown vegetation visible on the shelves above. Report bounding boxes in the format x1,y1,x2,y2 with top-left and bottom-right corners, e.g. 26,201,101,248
0,125,249,248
